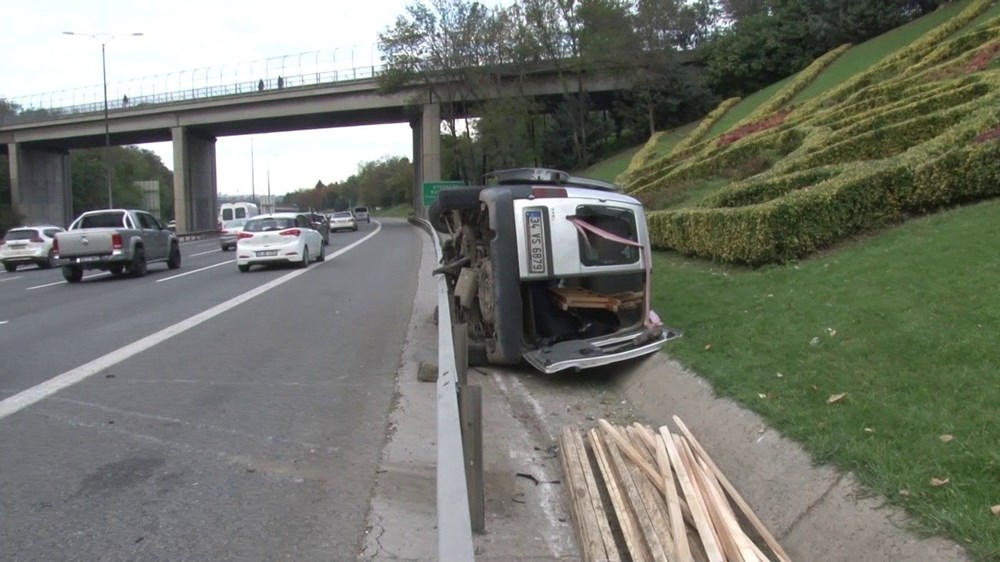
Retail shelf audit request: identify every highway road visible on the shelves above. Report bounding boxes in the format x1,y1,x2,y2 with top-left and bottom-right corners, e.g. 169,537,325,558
0,218,421,561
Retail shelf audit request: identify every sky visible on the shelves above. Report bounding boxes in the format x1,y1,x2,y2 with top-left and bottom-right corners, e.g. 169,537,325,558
3,0,425,196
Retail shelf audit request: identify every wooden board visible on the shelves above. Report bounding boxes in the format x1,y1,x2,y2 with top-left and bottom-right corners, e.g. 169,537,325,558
558,421,791,562
673,416,792,562
590,428,652,562
550,286,623,312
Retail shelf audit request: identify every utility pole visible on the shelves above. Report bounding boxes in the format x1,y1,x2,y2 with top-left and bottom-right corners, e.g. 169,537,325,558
251,138,256,207
63,31,143,209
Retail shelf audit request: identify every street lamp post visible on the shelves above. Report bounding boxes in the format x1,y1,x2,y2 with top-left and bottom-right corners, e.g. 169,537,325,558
63,31,143,209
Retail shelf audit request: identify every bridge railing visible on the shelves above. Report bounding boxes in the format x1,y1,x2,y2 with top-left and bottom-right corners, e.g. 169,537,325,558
1,47,386,127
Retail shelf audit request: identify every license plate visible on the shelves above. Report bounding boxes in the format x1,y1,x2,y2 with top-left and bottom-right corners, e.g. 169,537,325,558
78,256,101,262
524,209,547,275
11,244,25,250
256,250,278,257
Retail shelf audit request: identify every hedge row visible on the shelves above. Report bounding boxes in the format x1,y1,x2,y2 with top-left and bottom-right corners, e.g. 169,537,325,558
622,98,741,192
616,131,667,186
627,0,1000,265
779,83,989,173
903,20,1000,77
666,97,741,161
810,75,979,134
629,128,806,196
696,166,842,209
734,44,852,131
646,94,1000,264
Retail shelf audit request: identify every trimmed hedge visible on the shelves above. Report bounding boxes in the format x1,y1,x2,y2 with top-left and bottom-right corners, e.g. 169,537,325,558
734,44,852,131
647,94,1000,264
630,128,806,196
623,98,741,192
616,131,667,186
667,97,741,160
625,0,1000,265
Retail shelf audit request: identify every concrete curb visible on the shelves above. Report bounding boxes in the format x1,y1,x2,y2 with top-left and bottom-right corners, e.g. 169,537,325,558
616,353,971,562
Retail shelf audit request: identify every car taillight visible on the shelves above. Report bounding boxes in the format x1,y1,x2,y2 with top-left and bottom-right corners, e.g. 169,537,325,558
220,229,229,235
52,238,58,253
279,229,301,237
237,232,254,239
532,187,567,198
112,233,123,250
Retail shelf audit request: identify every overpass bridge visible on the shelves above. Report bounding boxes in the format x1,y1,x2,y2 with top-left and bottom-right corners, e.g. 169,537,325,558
0,55,638,231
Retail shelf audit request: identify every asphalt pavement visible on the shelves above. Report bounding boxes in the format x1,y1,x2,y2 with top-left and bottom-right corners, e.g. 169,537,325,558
0,220,423,561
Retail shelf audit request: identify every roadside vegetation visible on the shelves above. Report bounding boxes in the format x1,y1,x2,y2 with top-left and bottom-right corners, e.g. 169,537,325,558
373,203,413,219
585,1,1000,558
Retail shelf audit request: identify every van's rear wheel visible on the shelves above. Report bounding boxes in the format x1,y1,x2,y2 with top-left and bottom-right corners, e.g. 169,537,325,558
429,187,482,233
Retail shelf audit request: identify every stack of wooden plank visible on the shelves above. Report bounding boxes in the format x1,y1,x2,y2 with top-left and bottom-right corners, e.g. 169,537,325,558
549,286,624,312
559,416,792,562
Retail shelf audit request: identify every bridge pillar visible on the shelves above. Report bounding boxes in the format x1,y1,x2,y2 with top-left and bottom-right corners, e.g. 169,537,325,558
8,143,73,227
412,103,441,218
171,127,218,233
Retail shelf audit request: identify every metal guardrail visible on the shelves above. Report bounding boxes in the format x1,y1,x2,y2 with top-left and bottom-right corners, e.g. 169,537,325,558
410,216,476,561
174,229,218,242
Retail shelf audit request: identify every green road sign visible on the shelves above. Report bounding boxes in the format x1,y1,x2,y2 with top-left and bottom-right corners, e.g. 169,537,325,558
422,181,465,206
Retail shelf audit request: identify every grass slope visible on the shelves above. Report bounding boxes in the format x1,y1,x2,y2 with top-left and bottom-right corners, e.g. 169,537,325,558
650,199,1000,560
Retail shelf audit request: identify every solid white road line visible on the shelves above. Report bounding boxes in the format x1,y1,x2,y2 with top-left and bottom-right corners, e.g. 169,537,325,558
0,221,383,421
191,249,221,257
26,272,111,291
0,276,23,282
156,260,233,282
0,321,8,325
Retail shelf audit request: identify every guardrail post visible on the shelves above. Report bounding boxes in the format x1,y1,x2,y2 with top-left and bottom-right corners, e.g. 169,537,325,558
459,384,484,533
454,322,469,387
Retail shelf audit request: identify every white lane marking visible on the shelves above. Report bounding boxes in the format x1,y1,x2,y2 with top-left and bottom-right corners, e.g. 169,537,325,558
156,260,232,282
0,276,23,282
0,221,383,421
0,321,8,325
191,249,221,257
26,272,111,291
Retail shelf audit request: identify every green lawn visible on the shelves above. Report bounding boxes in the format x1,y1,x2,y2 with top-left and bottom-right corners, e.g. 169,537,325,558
705,78,790,139
578,145,641,183
793,0,975,104
650,198,1000,560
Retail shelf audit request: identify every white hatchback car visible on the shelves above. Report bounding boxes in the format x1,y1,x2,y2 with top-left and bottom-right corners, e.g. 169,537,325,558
235,213,325,272
1,225,65,272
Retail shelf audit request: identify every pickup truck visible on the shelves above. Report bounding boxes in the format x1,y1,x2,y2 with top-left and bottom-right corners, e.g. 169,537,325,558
429,167,680,374
54,209,181,283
